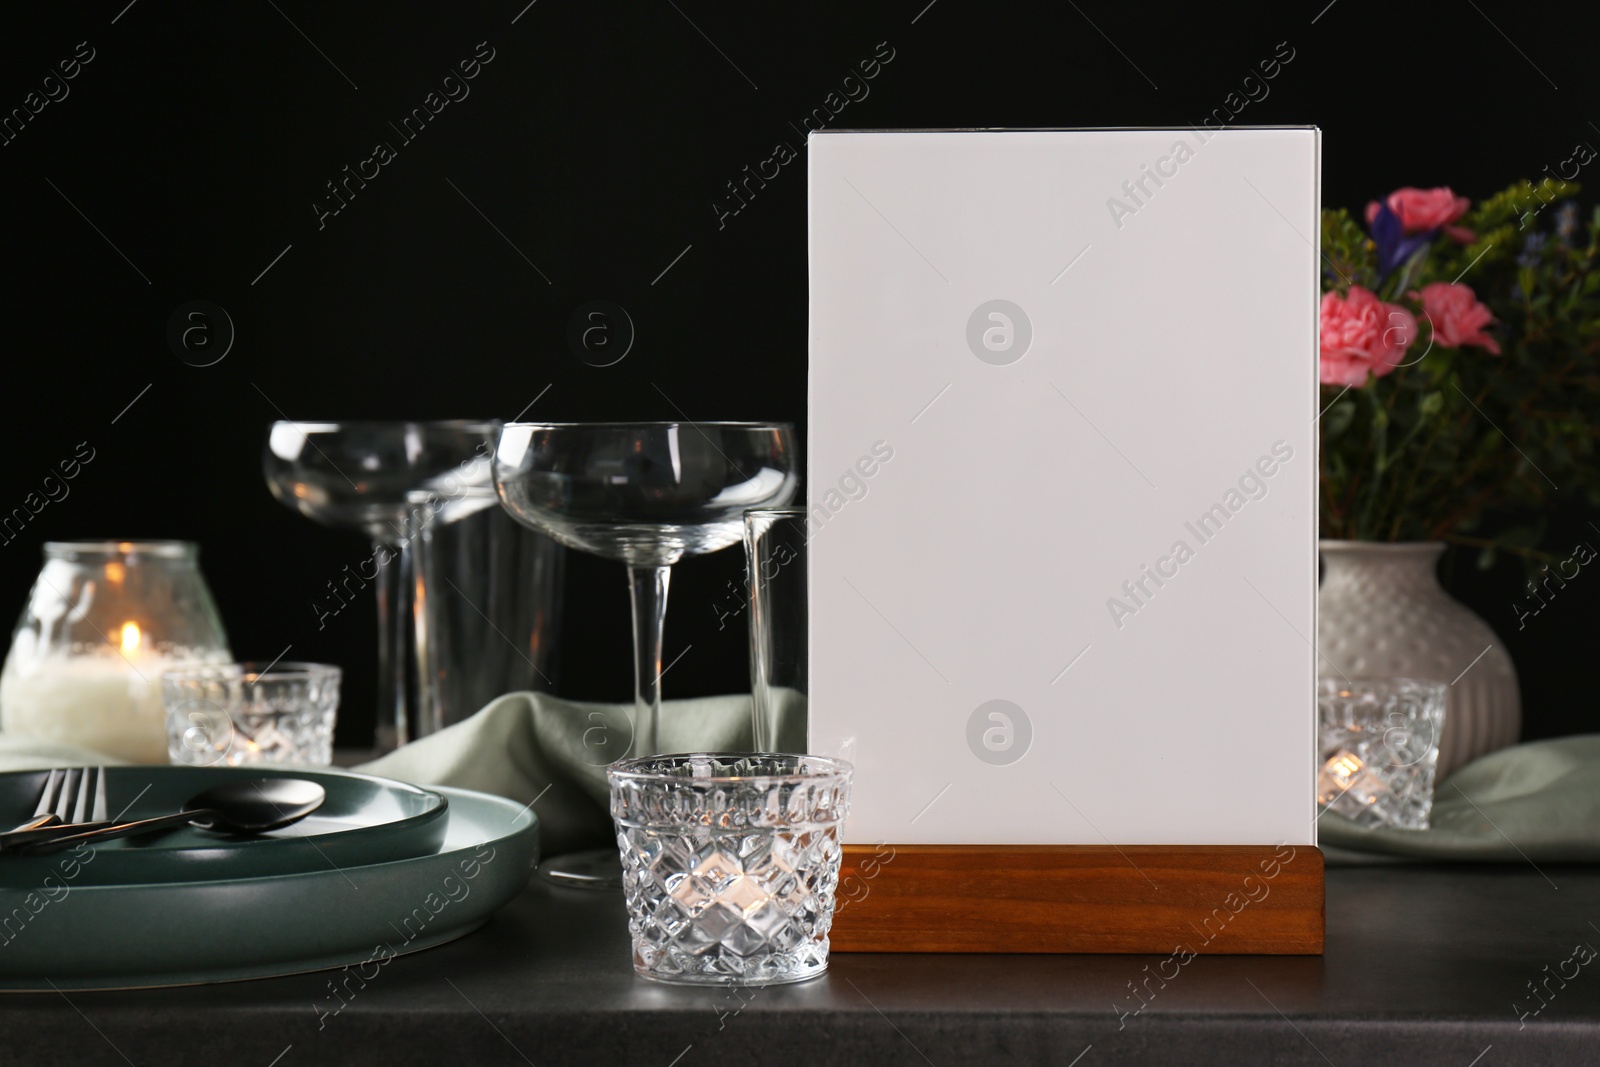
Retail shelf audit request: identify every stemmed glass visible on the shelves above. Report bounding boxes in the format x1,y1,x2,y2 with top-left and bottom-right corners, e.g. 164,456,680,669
494,422,797,884
263,420,500,751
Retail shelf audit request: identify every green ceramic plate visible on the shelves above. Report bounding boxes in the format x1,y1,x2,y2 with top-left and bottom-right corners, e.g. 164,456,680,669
0,784,538,990
0,766,447,887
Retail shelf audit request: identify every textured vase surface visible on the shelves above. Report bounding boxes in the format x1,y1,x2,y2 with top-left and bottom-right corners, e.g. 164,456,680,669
1317,540,1520,780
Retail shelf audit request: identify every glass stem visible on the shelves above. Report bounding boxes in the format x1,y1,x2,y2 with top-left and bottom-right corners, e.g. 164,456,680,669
410,507,442,741
373,539,409,752
627,564,672,758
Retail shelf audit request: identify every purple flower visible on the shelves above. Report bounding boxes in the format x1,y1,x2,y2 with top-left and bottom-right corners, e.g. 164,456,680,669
1517,231,1547,268
1370,202,1435,279
1556,202,1578,242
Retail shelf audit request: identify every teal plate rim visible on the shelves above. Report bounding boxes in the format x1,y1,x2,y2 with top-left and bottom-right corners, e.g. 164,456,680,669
0,765,449,885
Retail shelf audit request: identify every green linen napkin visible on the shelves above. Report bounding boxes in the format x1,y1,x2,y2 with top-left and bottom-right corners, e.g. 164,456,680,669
355,691,773,856
1317,735,1600,863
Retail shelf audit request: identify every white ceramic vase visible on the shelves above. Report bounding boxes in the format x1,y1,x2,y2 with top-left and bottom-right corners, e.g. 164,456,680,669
1317,540,1520,780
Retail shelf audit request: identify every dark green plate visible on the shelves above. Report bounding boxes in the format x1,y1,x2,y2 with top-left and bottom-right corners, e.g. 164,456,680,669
0,766,447,887
0,785,538,990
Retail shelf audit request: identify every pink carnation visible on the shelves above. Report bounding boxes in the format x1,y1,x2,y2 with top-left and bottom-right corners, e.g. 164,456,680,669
1364,187,1471,234
1320,286,1417,387
1416,282,1500,355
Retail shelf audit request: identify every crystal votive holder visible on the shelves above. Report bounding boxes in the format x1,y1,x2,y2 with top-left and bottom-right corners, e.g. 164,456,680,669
162,662,341,767
608,753,853,986
1317,677,1447,830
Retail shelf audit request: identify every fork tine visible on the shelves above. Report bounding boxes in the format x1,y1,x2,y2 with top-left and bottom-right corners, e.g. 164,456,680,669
92,768,108,822
73,769,93,824
54,768,82,822
33,769,63,818
49,769,70,820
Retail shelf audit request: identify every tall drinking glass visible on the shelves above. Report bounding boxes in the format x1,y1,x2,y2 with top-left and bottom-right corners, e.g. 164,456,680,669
744,508,809,753
495,422,797,885
410,493,562,734
263,420,500,751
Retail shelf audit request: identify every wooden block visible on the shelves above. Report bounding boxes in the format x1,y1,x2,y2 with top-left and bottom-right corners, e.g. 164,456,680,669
829,844,1323,954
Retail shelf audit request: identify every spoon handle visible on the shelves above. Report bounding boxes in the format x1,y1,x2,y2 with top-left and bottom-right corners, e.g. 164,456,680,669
0,819,113,851
5,813,61,834
13,809,218,855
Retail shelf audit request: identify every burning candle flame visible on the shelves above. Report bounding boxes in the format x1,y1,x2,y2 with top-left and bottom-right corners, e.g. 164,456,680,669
119,621,142,656
1323,752,1364,784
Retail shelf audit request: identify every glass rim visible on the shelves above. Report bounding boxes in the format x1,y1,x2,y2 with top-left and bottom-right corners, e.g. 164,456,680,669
44,540,197,560
607,751,852,785
744,507,807,518
501,421,794,431
267,419,500,432
162,661,342,684
1319,676,1446,691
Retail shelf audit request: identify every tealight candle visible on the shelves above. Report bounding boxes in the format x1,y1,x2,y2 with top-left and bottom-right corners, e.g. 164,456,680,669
0,622,177,763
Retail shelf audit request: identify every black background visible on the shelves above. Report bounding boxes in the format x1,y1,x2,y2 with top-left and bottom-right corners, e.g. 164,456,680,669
1,1,1595,746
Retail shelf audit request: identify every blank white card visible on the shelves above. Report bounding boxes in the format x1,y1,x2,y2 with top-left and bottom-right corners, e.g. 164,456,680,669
807,128,1319,846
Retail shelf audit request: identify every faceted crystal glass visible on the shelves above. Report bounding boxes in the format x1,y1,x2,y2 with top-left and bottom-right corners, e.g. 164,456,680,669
1317,677,1447,831
163,662,341,767
609,753,852,985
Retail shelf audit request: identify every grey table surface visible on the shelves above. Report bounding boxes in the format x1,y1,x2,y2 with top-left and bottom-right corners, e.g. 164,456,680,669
2,863,1597,1066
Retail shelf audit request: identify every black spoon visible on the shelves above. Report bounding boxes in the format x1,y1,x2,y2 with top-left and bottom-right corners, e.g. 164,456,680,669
13,778,327,854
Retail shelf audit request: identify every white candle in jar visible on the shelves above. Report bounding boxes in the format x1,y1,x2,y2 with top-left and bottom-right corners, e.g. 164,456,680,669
0,621,175,764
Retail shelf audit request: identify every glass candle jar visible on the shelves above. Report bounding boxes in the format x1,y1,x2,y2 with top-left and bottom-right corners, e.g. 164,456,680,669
0,541,231,763
609,753,852,986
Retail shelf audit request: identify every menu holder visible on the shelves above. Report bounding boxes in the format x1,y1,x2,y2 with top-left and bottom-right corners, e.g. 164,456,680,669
807,128,1324,955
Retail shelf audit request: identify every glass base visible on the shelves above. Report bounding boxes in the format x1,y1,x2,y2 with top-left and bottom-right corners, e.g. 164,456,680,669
633,958,828,986
537,848,623,890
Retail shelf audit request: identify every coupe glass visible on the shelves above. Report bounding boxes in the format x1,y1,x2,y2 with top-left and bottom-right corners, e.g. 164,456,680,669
496,421,797,754
495,422,797,884
263,420,499,751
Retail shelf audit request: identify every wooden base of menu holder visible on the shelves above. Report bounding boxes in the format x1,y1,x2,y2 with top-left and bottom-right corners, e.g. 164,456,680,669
829,844,1324,954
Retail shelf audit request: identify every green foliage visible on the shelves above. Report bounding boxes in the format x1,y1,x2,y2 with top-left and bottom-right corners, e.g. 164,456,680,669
1319,180,1600,557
